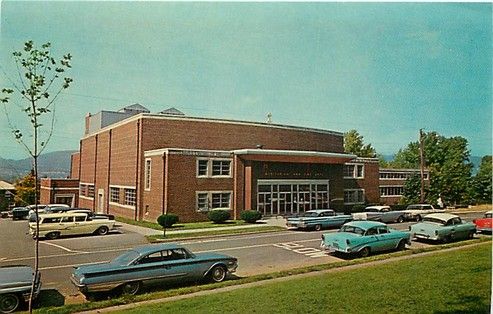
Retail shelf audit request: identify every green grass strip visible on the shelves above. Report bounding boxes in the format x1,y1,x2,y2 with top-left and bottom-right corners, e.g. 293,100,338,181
116,216,249,231
34,237,491,314
146,226,286,241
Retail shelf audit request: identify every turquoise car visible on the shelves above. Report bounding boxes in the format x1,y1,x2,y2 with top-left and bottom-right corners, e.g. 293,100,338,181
321,221,410,257
71,243,238,297
409,213,476,242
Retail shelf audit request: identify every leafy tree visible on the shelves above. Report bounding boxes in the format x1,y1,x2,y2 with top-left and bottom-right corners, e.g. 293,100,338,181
1,40,73,312
344,129,377,158
389,132,473,205
401,173,423,204
14,172,36,206
470,156,492,204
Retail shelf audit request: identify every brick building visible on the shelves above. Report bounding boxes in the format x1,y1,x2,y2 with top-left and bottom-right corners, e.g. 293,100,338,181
378,168,430,205
62,105,426,222
40,178,79,207
68,105,384,222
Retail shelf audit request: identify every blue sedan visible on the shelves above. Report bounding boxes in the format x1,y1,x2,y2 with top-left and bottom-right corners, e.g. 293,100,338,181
71,243,238,296
321,221,411,258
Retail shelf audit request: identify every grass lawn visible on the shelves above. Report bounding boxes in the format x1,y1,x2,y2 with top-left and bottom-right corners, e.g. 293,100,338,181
119,243,492,314
146,226,285,241
116,216,250,231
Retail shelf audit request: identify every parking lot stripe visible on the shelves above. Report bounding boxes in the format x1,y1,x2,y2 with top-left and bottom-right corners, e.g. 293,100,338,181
40,241,88,253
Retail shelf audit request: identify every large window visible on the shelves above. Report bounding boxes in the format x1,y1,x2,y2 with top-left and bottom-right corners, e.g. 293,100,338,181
212,160,231,176
124,188,136,206
79,184,86,196
196,158,232,177
344,189,365,204
344,164,364,179
380,171,429,180
110,187,120,203
196,191,232,211
144,159,152,190
87,184,95,198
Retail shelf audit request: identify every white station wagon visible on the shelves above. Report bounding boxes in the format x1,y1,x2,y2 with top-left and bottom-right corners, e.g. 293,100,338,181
29,212,116,240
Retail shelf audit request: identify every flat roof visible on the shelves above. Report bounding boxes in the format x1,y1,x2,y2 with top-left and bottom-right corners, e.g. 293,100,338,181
83,112,343,139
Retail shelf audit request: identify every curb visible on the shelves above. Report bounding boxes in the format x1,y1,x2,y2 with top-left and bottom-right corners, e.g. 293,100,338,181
147,228,287,243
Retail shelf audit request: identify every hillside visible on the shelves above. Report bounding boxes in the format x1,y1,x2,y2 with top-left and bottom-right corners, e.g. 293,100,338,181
0,150,76,182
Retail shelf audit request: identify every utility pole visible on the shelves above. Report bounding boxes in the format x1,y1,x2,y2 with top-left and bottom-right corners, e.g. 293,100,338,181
419,129,426,203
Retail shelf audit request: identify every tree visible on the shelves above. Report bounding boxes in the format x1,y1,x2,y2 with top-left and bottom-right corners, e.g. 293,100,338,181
470,156,492,204
343,129,377,158
389,131,473,205
401,173,424,204
1,41,73,312
14,172,36,206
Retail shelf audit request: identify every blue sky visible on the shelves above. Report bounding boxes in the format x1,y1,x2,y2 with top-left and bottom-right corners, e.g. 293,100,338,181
0,2,491,160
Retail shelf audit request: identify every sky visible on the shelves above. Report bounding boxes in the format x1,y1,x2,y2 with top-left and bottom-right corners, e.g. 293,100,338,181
0,2,491,160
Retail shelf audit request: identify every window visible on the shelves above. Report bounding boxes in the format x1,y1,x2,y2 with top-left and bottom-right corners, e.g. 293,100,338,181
110,187,120,203
75,216,86,222
197,193,209,211
125,188,136,206
197,159,232,177
344,189,365,204
343,164,364,179
79,184,86,196
212,160,231,176
197,160,208,177
211,192,231,209
87,184,95,198
196,191,231,211
61,216,74,223
380,186,404,197
145,159,151,190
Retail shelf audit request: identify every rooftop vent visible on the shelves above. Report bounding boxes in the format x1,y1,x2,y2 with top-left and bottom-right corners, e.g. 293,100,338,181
159,107,185,116
118,103,150,114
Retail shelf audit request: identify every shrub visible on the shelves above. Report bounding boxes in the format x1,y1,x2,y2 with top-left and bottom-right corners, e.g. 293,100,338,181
207,210,230,224
157,214,179,228
240,210,262,223
351,204,366,213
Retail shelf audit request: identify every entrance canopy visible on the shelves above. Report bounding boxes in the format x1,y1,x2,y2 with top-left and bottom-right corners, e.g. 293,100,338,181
233,149,356,164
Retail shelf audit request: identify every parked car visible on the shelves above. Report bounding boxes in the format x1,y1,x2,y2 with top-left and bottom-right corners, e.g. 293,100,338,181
321,221,410,258
409,213,476,242
28,204,69,218
473,211,492,234
0,265,41,313
403,204,445,221
352,206,406,223
71,243,238,297
29,208,114,222
11,207,30,220
286,209,352,231
29,212,116,240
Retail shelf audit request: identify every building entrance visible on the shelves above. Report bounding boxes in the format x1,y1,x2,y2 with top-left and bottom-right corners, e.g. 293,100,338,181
257,179,329,216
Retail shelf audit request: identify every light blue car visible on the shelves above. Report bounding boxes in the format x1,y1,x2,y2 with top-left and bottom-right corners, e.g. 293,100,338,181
321,221,411,257
71,243,238,297
286,209,352,231
410,213,476,242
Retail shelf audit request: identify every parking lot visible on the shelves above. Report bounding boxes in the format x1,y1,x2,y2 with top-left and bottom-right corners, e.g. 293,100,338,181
0,212,484,302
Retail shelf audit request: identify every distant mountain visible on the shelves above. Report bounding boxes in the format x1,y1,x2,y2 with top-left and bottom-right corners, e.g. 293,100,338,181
0,150,77,182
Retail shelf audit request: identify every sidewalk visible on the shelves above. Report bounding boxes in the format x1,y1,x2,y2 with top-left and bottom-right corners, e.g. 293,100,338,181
117,216,288,237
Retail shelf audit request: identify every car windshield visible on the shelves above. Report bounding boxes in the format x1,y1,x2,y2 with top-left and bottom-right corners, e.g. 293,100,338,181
111,250,140,265
302,211,320,217
422,217,446,225
339,225,364,235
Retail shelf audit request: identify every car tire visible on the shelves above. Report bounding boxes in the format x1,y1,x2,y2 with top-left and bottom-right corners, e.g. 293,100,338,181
397,216,405,223
314,224,322,231
45,232,60,240
359,247,371,258
209,265,227,283
415,215,422,222
397,240,406,251
121,281,142,295
96,226,109,236
468,231,475,239
0,293,20,313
